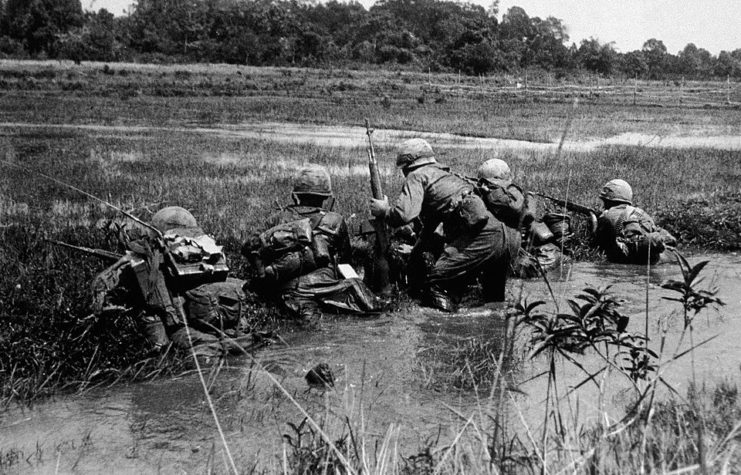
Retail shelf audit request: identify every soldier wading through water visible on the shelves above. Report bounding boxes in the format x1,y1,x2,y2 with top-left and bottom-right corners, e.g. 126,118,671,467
593,179,677,264
93,206,263,361
243,164,379,323
370,139,519,312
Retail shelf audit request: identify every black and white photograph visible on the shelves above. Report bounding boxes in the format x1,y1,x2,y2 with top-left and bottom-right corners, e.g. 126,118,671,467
1,0,739,472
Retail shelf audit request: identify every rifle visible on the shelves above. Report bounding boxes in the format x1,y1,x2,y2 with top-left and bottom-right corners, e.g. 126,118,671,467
47,239,123,262
364,118,392,295
533,192,599,234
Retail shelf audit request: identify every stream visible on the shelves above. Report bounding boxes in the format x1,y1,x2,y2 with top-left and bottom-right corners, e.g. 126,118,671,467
1,253,738,473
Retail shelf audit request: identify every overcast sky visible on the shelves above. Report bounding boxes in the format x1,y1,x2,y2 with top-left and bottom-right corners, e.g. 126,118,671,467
87,0,741,55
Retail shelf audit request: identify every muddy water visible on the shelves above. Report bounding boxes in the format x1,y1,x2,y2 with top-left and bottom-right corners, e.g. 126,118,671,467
1,254,739,472
3,121,741,152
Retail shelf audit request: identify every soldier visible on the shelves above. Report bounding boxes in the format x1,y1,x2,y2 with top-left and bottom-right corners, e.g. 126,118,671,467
243,165,378,323
476,157,566,277
370,139,519,312
92,206,261,360
593,179,677,264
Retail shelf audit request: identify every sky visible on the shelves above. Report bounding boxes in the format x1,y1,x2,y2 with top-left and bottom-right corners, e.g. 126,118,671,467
86,0,741,55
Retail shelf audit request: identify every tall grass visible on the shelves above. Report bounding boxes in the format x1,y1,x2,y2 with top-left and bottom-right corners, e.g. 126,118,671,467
1,62,739,471
1,115,739,403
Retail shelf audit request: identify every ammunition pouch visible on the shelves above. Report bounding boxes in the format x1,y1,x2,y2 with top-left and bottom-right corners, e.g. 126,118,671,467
624,232,665,264
528,221,554,246
543,212,572,244
184,278,249,332
265,246,318,285
446,191,489,235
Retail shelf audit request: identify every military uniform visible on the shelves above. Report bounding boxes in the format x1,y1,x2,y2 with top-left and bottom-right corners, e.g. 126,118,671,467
593,179,677,264
372,140,519,311
93,207,260,358
245,166,378,322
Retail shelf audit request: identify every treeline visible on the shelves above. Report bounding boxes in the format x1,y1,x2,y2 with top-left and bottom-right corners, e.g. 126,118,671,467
1,0,741,79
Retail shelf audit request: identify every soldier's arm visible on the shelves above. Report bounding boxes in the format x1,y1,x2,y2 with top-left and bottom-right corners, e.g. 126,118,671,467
387,174,425,227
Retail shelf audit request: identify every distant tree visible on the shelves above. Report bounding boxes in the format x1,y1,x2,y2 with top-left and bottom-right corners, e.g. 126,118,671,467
642,38,668,79
714,50,741,78
619,50,648,78
529,16,570,69
677,43,714,78
0,0,6,31
5,0,84,55
576,38,616,75
498,6,533,67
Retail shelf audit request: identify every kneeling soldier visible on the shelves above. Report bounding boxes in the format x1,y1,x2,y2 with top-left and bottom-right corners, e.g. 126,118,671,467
593,179,677,264
93,206,262,360
370,139,519,312
243,165,379,323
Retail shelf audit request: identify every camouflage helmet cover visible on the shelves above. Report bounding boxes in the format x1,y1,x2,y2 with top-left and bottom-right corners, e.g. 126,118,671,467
293,164,333,197
396,138,437,169
151,206,198,232
477,158,512,182
599,179,633,204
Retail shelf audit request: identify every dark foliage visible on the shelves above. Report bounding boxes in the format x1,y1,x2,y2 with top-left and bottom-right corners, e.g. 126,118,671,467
2,0,740,78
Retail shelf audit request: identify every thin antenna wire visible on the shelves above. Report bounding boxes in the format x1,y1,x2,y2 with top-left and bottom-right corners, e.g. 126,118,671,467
180,308,239,475
0,157,162,237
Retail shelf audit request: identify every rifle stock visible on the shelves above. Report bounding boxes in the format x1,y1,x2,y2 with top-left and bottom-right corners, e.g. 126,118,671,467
534,192,599,234
364,118,391,295
47,239,123,262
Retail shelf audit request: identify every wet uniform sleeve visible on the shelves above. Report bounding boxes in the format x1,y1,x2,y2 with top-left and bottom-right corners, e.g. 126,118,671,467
388,173,425,227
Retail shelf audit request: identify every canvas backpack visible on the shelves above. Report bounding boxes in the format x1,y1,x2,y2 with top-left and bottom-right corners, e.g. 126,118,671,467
184,277,249,331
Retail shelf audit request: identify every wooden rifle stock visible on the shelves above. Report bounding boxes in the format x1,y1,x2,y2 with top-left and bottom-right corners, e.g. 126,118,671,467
534,192,599,234
364,118,392,295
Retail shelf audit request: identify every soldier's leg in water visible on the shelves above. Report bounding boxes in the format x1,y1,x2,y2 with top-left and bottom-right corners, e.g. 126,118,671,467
137,312,170,352
281,288,322,323
169,325,223,358
427,219,504,310
407,232,444,297
479,226,520,302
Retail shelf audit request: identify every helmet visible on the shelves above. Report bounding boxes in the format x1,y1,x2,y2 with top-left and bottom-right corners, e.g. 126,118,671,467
599,179,633,204
396,138,436,169
151,206,198,232
293,165,332,197
477,158,512,182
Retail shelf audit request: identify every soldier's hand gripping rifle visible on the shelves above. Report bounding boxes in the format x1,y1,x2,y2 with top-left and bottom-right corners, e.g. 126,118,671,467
533,192,599,234
365,118,392,295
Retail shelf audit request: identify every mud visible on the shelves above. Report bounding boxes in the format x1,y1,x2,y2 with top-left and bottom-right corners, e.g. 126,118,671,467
1,253,739,473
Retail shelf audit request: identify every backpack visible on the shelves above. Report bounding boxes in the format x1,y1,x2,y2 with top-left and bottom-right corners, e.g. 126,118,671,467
476,179,526,229
244,211,346,285
254,218,314,260
619,206,666,263
184,278,249,331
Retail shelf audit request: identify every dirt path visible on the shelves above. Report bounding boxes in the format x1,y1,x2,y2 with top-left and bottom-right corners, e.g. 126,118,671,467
2,121,740,152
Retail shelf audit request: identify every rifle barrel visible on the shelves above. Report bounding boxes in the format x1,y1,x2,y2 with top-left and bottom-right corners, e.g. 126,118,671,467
47,239,123,262
364,118,391,294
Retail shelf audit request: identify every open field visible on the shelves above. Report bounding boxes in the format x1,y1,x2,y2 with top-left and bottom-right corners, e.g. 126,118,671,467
1,61,740,472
